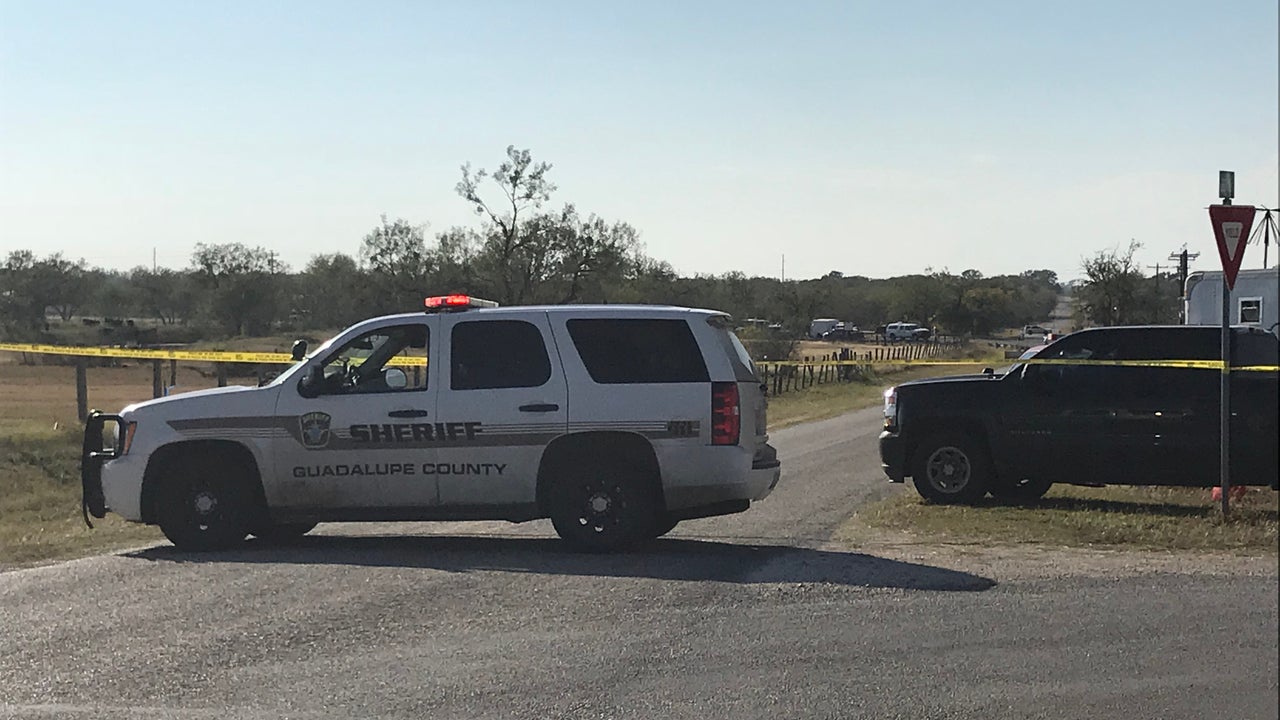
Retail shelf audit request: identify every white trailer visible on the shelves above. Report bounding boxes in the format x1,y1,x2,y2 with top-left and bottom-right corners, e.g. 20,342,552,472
808,318,840,339
1184,267,1279,337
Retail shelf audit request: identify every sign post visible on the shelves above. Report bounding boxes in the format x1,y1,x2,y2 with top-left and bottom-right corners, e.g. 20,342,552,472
1207,173,1255,518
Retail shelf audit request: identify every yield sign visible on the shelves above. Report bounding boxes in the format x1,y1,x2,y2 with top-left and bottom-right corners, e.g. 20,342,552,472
1208,205,1255,290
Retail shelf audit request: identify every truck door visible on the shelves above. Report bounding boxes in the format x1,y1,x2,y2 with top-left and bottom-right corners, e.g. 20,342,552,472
1004,333,1141,485
432,312,567,508
271,319,438,515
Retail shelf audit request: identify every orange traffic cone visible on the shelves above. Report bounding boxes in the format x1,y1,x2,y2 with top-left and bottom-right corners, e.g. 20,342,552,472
1211,485,1248,502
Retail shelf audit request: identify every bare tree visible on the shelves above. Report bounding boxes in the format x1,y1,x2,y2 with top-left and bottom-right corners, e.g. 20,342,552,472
456,146,556,304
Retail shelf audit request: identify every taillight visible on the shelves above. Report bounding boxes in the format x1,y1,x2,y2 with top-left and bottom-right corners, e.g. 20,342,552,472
883,388,897,430
711,382,740,446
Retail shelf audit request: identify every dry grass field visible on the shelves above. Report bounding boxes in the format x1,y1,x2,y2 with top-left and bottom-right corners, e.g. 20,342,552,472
0,358,259,567
0,360,228,440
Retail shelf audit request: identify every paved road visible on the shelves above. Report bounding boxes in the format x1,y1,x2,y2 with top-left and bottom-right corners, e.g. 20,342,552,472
2,408,1277,719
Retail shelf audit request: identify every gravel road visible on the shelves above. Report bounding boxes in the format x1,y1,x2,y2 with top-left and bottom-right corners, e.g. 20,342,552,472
2,407,1276,719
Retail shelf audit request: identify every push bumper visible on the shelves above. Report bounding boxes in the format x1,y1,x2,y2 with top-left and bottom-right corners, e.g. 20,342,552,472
878,429,906,483
81,411,125,525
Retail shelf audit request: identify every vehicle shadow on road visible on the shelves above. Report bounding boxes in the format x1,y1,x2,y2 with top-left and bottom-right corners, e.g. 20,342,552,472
125,535,995,592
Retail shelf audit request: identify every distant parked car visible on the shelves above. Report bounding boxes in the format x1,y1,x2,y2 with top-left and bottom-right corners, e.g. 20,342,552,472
885,322,924,341
1022,324,1050,338
821,326,864,342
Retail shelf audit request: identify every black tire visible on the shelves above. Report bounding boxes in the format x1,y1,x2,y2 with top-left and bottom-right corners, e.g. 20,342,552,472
251,522,317,543
155,452,254,551
989,477,1053,502
548,465,660,552
910,433,991,505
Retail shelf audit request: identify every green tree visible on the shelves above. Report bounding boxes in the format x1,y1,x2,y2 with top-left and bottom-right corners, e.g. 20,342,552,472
359,215,433,313
191,243,289,336
1075,241,1176,326
130,267,198,325
298,253,367,329
456,145,556,304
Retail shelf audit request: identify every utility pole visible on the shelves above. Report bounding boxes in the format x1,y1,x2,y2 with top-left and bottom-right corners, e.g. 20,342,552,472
1167,246,1200,322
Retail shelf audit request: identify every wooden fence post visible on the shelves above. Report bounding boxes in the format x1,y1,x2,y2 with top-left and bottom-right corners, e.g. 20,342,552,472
169,359,177,389
76,360,88,422
152,360,163,398
216,363,227,387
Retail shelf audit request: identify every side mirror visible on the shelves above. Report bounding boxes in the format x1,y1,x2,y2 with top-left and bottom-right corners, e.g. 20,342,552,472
291,340,308,361
384,368,407,390
298,364,322,398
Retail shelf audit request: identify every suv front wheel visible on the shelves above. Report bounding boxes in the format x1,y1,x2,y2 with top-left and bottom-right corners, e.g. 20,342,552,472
548,465,660,552
910,434,991,505
155,451,254,551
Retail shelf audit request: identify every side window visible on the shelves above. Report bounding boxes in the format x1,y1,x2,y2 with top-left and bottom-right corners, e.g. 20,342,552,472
313,324,429,395
1028,334,1112,392
1239,297,1262,325
451,320,551,390
567,318,710,384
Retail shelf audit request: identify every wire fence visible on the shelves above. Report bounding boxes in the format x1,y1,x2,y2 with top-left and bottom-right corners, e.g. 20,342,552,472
757,338,962,396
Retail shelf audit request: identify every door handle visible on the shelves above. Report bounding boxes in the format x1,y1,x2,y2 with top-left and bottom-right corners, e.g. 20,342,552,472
518,403,560,413
388,409,430,418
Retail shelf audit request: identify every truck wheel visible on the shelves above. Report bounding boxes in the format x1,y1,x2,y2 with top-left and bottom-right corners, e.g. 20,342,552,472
989,477,1053,502
251,522,317,543
156,453,253,551
910,434,990,505
549,465,659,552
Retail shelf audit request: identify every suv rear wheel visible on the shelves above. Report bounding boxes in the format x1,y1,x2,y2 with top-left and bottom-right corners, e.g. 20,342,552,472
910,434,990,504
549,464,659,552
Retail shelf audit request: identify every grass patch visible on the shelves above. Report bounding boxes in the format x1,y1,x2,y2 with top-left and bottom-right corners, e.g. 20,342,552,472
0,430,161,568
840,484,1279,554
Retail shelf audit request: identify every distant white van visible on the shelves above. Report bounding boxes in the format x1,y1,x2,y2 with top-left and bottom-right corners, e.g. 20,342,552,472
808,318,840,339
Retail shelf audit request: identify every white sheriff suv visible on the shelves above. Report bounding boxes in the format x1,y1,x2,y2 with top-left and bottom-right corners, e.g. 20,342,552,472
82,295,781,552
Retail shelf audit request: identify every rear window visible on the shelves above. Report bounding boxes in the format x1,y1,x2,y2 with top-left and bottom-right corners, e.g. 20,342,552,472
567,318,710,384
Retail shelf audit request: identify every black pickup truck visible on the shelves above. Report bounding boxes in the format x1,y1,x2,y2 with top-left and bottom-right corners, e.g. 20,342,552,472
879,325,1279,503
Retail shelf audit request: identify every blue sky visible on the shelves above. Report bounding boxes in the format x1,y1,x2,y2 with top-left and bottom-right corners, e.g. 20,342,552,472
2,0,1277,282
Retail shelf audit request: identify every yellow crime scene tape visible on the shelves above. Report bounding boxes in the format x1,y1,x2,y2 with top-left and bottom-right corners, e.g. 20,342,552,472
759,357,1279,372
0,342,428,366
1,342,1272,372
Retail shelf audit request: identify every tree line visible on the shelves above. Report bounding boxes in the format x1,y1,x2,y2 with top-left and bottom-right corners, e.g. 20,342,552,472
0,146,1179,345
